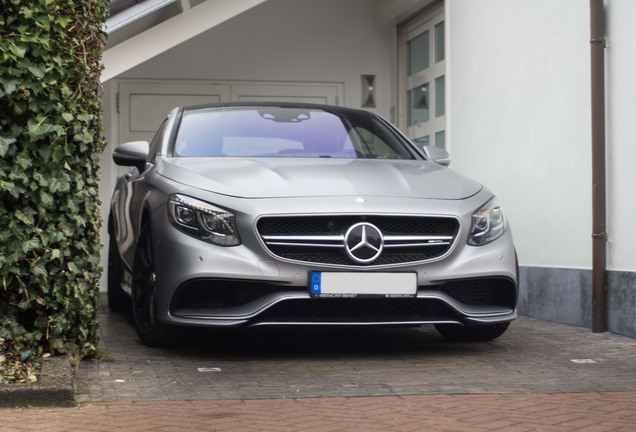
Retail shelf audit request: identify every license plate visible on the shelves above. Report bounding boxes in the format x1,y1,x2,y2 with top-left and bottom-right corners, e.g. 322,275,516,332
309,272,417,298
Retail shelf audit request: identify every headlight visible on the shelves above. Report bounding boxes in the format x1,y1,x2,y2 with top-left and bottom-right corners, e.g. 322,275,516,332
468,197,506,246
168,194,241,246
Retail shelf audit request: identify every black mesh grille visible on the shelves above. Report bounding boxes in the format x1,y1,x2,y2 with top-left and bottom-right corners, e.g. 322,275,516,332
258,215,457,236
254,298,456,323
171,279,292,311
436,278,517,309
257,215,458,265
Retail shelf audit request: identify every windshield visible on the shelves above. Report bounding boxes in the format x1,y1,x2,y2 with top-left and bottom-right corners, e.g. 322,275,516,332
174,107,414,160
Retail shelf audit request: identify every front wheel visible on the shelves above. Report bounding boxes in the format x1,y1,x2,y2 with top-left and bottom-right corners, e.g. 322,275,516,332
434,322,510,342
131,222,179,347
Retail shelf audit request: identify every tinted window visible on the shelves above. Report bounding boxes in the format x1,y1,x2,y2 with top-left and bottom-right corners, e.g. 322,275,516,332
174,107,413,160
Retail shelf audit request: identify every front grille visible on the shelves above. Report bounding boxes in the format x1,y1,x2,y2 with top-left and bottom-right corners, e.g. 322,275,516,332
257,215,459,266
254,298,456,323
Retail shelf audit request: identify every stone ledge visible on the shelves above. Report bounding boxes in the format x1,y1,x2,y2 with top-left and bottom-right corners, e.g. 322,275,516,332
0,357,75,408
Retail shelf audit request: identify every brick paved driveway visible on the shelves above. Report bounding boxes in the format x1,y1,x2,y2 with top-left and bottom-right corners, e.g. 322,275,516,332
75,301,636,402
2,300,636,431
3,393,636,432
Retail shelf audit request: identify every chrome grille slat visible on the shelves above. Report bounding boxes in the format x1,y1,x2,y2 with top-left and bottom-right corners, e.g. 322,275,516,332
383,242,451,248
265,242,344,248
262,235,345,242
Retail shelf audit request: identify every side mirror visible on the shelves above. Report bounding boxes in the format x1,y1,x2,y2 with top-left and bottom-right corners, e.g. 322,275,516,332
112,141,149,173
422,145,450,167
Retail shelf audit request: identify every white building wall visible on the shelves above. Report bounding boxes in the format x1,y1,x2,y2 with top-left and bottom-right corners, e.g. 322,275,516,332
606,0,636,272
446,0,593,269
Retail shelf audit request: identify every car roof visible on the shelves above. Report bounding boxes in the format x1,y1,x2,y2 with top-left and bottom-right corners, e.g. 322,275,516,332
180,102,373,117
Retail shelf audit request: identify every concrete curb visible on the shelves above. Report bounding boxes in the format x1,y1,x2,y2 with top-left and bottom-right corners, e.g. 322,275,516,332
0,357,76,408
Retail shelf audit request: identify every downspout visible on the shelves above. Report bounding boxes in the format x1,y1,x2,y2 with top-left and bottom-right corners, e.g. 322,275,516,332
589,0,607,333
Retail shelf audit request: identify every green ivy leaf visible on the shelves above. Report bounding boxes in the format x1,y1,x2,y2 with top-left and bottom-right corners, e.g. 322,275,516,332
28,64,45,79
57,15,72,29
14,209,35,226
39,190,54,207
2,79,20,95
49,338,63,350
27,116,53,137
22,237,40,253
51,249,61,261
0,136,16,157
48,175,71,193
9,42,27,58
31,264,48,278
15,153,32,169
66,262,79,273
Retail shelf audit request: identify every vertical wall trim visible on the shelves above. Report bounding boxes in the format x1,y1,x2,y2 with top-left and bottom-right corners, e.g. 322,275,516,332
589,0,607,332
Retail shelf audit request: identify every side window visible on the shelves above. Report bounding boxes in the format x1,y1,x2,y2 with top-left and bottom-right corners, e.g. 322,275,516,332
348,126,411,159
147,120,168,162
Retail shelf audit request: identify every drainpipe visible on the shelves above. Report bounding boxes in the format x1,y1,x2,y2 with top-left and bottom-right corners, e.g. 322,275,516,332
590,0,607,333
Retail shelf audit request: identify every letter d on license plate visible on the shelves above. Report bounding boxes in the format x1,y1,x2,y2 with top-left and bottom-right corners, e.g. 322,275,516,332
310,272,416,297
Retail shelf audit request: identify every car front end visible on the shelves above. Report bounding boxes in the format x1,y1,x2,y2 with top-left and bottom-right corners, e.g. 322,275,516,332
148,179,516,330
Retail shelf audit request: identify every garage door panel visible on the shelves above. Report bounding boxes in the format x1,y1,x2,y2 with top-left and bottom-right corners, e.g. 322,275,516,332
231,83,341,105
130,94,221,132
118,82,230,143
237,95,328,104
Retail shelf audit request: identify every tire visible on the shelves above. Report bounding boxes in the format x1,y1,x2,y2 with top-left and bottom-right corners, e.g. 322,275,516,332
131,222,179,347
107,233,130,312
434,322,510,342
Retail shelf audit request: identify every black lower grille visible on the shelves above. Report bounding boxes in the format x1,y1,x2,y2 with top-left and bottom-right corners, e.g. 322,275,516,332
254,298,456,323
170,277,517,318
436,278,517,309
171,279,291,311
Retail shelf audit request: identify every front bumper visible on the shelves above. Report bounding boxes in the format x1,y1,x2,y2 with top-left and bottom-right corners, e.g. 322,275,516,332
169,276,517,327
149,191,518,328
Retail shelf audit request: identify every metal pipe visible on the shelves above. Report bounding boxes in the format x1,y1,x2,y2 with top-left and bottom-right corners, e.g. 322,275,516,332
590,0,607,333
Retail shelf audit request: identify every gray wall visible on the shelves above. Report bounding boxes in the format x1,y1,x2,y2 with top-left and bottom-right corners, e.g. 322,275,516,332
518,266,636,339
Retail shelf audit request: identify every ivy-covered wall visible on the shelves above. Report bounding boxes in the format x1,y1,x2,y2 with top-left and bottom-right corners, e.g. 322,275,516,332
0,0,108,378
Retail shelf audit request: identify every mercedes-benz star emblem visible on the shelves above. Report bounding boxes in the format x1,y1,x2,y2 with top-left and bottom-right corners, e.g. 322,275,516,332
344,222,384,264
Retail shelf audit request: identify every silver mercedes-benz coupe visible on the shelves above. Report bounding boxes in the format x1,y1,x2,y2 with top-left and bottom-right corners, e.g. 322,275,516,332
108,102,517,347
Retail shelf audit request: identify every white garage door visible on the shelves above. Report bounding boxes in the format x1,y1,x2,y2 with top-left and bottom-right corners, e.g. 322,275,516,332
117,80,344,144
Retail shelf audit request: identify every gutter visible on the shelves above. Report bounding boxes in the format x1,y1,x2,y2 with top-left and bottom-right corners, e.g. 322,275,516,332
589,0,607,333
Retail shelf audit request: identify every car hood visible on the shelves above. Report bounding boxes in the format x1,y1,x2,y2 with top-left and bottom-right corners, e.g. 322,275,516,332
157,158,482,200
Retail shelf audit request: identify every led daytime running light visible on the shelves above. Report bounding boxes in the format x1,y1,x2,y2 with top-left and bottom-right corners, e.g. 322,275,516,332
468,197,506,246
168,194,240,246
